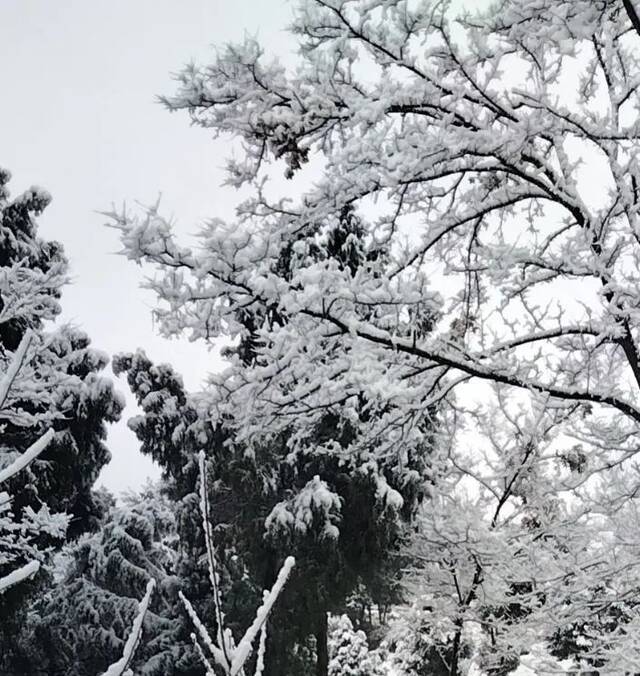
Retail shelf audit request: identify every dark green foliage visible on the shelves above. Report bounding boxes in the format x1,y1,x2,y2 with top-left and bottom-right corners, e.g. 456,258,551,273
112,205,435,675
0,169,123,673
14,486,188,676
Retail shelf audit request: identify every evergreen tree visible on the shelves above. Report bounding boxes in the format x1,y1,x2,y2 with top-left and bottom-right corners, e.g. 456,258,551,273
15,484,184,676
113,204,434,676
0,168,123,671
113,351,428,674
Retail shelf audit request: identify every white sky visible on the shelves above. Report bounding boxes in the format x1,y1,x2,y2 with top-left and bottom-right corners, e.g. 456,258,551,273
0,0,294,494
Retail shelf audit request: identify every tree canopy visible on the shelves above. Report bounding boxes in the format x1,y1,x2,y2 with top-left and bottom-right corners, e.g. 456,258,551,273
110,0,640,672
0,168,123,672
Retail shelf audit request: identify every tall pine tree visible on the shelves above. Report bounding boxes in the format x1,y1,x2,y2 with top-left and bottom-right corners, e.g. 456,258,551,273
0,168,123,671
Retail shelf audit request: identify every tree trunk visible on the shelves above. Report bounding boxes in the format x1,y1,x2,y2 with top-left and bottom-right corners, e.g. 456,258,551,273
449,625,462,676
315,610,329,676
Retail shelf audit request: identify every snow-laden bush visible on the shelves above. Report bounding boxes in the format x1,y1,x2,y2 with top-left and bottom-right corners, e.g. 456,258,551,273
328,614,386,676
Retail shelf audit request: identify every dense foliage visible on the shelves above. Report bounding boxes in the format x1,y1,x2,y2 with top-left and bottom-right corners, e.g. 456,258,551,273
113,333,422,675
0,169,123,673
14,486,181,676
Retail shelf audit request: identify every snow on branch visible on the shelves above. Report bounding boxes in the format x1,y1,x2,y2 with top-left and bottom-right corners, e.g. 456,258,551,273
0,330,54,486
111,0,640,670
0,559,40,594
198,449,229,661
100,578,156,676
230,557,295,676
0,329,34,409
179,589,229,668
0,329,56,596
253,615,267,676
0,428,54,484
181,451,295,676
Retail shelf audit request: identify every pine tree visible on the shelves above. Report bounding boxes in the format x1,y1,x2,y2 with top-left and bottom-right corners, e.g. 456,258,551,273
14,484,183,676
113,341,429,675
0,168,123,670
0,169,122,534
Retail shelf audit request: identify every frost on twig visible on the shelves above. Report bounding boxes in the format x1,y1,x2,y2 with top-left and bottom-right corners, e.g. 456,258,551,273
180,451,295,675
100,579,156,676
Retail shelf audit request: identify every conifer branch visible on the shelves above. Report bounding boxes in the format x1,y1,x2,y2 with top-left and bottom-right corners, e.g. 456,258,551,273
101,579,156,676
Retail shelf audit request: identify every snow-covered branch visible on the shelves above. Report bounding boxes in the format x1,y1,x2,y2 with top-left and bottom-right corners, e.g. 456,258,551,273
100,579,156,676
181,453,295,675
112,0,640,671
0,559,40,595
0,330,58,596
0,428,54,484
0,329,34,409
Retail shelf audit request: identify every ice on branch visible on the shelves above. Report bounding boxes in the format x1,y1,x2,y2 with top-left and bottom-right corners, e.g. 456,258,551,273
180,450,295,676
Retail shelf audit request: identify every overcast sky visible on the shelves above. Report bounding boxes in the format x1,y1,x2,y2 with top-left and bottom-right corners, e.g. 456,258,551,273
0,0,294,493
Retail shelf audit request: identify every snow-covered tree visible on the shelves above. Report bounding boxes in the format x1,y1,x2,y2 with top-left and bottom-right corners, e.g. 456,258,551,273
0,168,123,671
109,0,640,671
0,169,122,535
179,450,295,676
327,614,385,676
114,340,425,675
0,332,65,598
15,484,180,676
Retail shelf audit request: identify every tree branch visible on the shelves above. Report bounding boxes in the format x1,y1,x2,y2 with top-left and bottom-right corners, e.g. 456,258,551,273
302,309,640,424
623,0,640,39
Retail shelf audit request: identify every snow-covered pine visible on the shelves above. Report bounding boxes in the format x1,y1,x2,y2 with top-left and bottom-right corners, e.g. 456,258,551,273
113,333,419,675
1,166,124,672
180,451,295,676
16,483,184,676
